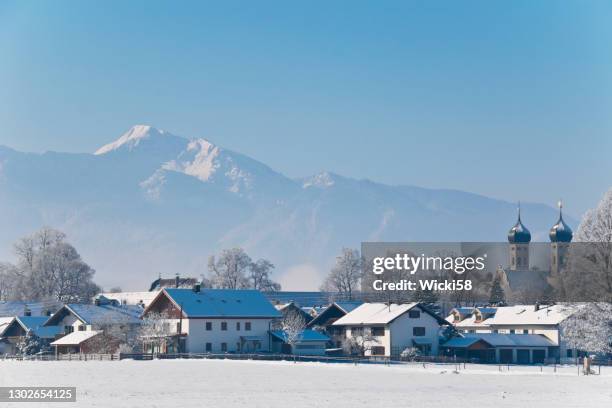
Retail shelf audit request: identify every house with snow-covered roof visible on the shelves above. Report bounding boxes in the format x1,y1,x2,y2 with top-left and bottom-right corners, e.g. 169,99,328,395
441,332,556,364
333,302,448,357
307,301,363,348
274,301,313,324
142,287,281,354
446,304,581,362
50,330,103,355
0,315,63,355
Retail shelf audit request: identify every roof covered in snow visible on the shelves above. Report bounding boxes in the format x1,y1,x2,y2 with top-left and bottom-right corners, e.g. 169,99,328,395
443,333,556,348
0,300,62,318
51,330,101,346
0,316,62,339
333,303,421,325
160,289,281,318
269,329,330,343
45,304,142,326
488,305,577,326
0,317,15,336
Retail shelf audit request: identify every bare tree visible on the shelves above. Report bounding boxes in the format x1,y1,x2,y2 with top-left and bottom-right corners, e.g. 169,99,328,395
207,248,281,291
281,310,306,355
321,248,362,300
208,248,251,289
249,259,281,291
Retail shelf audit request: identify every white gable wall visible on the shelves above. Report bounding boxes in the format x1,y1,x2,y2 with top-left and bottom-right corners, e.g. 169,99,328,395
185,318,272,353
389,311,440,356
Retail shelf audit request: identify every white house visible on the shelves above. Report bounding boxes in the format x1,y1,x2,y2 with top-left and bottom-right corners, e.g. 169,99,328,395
446,304,581,362
332,303,447,357
141,287,281,354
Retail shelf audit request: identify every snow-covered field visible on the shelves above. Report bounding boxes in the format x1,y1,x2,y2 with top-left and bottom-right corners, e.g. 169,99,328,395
0,359,610,407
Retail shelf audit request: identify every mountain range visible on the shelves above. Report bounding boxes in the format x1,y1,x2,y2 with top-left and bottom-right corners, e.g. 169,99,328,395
0,125,576,290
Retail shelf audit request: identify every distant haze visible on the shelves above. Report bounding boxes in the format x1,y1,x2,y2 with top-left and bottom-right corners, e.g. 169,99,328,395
0,126,581,291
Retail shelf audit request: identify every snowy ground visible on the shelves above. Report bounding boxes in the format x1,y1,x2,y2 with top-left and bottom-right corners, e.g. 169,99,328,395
0,359,610,408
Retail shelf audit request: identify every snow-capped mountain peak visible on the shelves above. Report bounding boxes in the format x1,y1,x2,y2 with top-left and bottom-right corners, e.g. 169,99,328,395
302,171,336,189
94,125,174,155
163,138,221,182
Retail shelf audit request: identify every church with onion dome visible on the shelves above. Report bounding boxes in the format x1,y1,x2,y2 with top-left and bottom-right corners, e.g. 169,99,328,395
494,201,573,302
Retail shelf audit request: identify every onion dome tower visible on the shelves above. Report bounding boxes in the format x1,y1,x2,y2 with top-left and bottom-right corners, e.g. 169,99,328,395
550,200,572,275
508,203,531,270
549,200,573,243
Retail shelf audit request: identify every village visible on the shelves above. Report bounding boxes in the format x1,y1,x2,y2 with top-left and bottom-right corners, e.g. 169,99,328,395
0,280,605,367
0,203,610,370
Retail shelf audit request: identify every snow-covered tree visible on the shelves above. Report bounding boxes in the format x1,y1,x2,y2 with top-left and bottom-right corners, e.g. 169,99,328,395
281,310,306,354
563,189,612,303
87,315,138,354
138,312,174,354
560,303,612,355
343,327,379,356
17,330,42,356
4,228,99,302
321,248,362,300
400,347,421,361
575,188,612,243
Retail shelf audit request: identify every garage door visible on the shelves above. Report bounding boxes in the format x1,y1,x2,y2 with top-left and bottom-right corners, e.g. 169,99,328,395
532,350,545,364
499,349,513,364
517,349,530,364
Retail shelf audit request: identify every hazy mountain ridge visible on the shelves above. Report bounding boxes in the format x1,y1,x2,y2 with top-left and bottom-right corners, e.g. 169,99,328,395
0,126,575,290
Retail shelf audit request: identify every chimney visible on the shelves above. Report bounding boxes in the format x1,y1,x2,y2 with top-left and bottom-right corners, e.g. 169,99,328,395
175,273,180,288
534,302,540,311
24,306,31,317
193,283,201,293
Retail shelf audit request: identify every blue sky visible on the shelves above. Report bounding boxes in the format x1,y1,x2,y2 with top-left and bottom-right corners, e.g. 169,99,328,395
0,0,610,216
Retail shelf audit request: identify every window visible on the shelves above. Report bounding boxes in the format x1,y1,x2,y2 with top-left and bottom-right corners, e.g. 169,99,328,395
64,325,74,334
492,329,499,334
78,325,85,331
509,329,515,334
296,344,320,350
408,310,420,319
468,329,475,334
412,327,425,336
371,327,385,336
236,322,241,331
221,322,227,331
206,322,212,331
245,322,251,331
523,329,529,334
371,346,385,356
205,343,212,352
221,342,227,352
566,349,573,358
352,327,363,336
